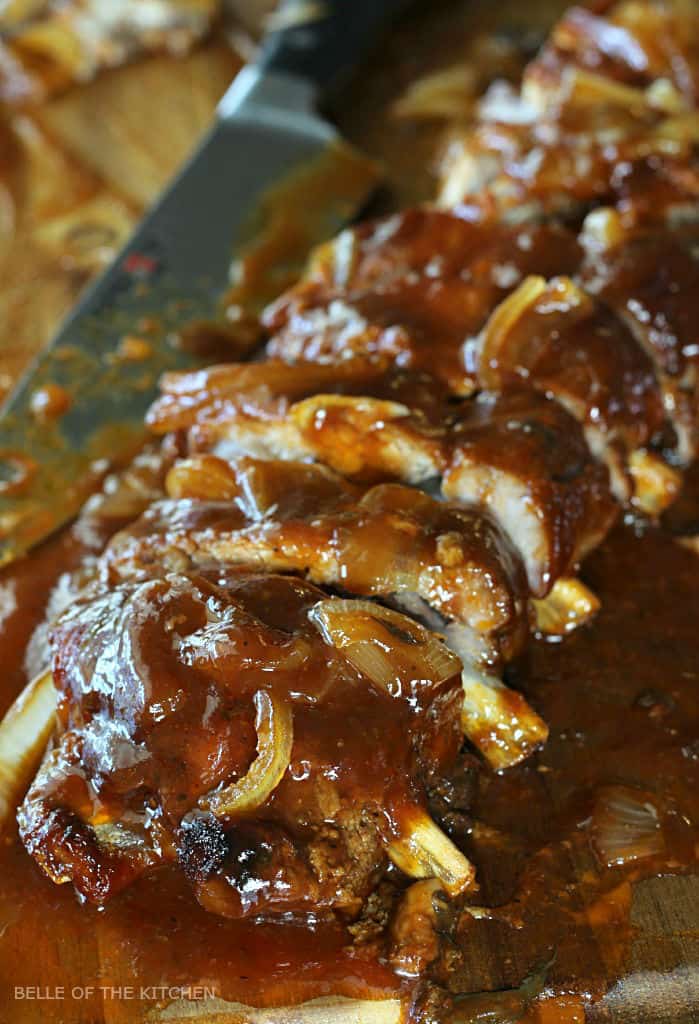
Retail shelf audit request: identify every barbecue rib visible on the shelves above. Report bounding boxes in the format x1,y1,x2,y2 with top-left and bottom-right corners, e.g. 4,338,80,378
264,211,582,395
18,573,473,912
147,360,618,596
10,0,699,954
103,457,528,669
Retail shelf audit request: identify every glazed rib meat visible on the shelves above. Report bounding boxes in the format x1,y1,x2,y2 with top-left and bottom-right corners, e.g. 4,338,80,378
260,257,676,511
473,274,667,503
439,0,699,226
14,0,699,931
19,572,472,913
148,360,617,596
103,457,529,669
581,218,699,462
264,210,582,394
535,1,699,103
98,456,548,771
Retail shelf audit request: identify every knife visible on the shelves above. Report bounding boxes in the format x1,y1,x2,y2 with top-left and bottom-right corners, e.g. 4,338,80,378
0,0,407,567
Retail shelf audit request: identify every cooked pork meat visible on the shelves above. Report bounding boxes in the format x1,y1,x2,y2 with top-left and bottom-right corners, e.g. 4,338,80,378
146,358,399,439
103,458,529,668
535,1,699,103
441,390,617,595
439,0,699,224
264,210,582,394
582,219,699,462
474,275,667,502
148,361,617,596
19,573,471,912
12,0,699,947
96,458,546,770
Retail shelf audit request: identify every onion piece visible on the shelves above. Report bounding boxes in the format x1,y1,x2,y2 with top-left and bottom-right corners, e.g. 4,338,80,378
562,67,652,114
288,392,446,484
532,577,600,637
309,599,461,699
629,450,682,517
478,275,547,380
392,64,478,121
591,785,665,867
677,536,699,555
292,394,411,433
165,454,239,501
479,275,594,389
645,78,689,116
388,810,476,896
199,690,293,819
0,670,56,830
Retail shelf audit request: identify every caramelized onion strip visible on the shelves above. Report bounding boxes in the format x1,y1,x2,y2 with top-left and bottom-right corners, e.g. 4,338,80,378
388,810,476,896
591,785,665,867
200,690,293,819
309,599,460,698
0,670,56,829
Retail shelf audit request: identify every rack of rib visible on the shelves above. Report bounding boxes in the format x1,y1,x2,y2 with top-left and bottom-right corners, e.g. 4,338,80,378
2,0,698,944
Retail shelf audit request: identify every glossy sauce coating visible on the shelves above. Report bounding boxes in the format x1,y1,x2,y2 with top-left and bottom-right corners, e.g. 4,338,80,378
2,0,699,1019
19,569,463,918
583,223,699,462
265,212,582,394
103,461,528,666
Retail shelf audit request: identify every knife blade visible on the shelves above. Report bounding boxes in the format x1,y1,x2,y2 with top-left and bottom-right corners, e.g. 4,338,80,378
0,0,408,567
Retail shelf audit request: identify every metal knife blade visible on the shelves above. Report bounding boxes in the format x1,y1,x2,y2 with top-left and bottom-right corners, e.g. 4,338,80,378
0,63,381,567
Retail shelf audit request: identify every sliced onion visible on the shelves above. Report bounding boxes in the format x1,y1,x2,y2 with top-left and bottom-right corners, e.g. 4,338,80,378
165,454,239,501
199,690,293,819
479,275,547,383
533,577,600,637
388,809,475,896
481,276,595,387
309,599,461,699
292,394,411,431
552,66,650,121
678,536,699,555
392,64,478,121
591,785,665,867
0,670,56,829
645,78,689,116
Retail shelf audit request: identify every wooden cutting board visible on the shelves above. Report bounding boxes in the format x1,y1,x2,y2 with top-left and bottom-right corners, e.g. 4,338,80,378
0,38,242,406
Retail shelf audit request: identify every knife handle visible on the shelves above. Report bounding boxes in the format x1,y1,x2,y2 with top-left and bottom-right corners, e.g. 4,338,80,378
258,0,409,101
